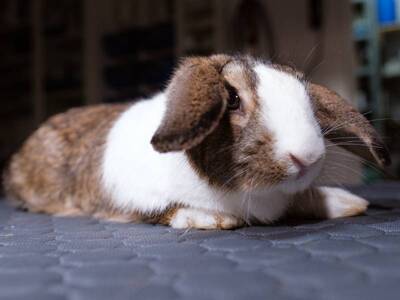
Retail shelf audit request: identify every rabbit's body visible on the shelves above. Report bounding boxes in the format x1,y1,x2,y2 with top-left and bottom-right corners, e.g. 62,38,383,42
103,93,289,224
4,104,127,218
4,55,390,229
5,93,288,225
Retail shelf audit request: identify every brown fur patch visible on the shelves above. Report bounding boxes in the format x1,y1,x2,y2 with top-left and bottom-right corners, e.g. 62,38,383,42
286,188,328,219
308,83,390,167
95,204,184,225
151,55,290,191
151,56,231,152
286,187,368,219
3,104,128,215
147,204,185,225
3,103,187,224
185,57,287,191
222,58,259,127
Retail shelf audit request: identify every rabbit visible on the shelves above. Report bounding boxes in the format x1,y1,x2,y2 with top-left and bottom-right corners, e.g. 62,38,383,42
3,54,390,229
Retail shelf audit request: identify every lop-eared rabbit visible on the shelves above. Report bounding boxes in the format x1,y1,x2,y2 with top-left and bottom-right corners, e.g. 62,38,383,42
4,55,390,229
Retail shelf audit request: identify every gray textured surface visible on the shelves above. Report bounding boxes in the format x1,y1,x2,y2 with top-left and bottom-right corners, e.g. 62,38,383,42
1,182,400,300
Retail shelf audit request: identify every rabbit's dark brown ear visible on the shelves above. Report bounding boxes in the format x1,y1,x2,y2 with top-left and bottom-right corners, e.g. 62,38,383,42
309,83,391,168
151,56,230,153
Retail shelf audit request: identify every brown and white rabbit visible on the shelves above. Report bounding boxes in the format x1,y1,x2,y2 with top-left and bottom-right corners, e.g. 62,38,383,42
3,55,390,229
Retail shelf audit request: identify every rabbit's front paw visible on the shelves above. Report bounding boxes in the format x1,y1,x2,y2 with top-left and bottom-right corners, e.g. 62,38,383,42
170,207,244,230
319,187,369,219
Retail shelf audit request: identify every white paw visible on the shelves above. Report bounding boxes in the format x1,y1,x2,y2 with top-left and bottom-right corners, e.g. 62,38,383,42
169,208,244,230
319,187,369,219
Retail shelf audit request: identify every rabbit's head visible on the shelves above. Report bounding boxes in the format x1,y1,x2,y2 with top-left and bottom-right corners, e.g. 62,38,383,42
151,55,390,193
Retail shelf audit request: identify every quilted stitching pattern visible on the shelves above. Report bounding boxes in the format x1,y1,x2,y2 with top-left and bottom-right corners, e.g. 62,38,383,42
1,183,400,300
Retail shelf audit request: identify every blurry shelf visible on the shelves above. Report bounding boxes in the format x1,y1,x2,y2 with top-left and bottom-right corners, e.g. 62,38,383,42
351,0,384,141
0,108,32,119
0,54,30,65
104,48,174,65
0,24,31,34
46,89,83,116
382,69,400,79
45,35,81,45
47,87,82,96
351,0,365,4
353,20,371,41
380,23,400,34
353,32,370,42
355,66,371,77
45,81,82,92
186,19,213,31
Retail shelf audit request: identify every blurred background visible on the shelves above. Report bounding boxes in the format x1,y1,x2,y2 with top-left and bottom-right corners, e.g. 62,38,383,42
0,0,399,186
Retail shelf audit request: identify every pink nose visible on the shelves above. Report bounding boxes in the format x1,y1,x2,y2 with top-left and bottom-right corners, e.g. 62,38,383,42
289,153,321,177
289,154,307,176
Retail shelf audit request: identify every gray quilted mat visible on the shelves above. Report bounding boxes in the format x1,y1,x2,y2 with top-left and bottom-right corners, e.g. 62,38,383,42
1,183,400,300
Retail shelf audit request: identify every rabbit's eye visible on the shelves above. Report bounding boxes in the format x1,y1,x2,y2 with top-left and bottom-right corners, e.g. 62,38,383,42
227,86,241,110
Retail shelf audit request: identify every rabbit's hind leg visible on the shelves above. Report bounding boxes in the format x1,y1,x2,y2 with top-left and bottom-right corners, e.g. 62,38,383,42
288,187,368,219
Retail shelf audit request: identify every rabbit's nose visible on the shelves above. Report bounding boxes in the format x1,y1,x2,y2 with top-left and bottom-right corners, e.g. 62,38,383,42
289,153,323,177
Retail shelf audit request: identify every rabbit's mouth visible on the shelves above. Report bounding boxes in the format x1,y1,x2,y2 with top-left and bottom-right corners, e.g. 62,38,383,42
278,156,325,194
289,153,325,180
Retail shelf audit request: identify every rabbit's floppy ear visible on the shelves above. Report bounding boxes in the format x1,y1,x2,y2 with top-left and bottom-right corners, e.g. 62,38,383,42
309,83,390,168
151,56,230,153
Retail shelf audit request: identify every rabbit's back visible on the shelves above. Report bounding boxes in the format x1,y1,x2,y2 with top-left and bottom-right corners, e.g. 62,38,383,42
3,104,128,215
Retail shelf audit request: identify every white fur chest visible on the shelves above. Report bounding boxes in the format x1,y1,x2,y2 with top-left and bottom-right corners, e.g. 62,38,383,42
101,93,290,223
